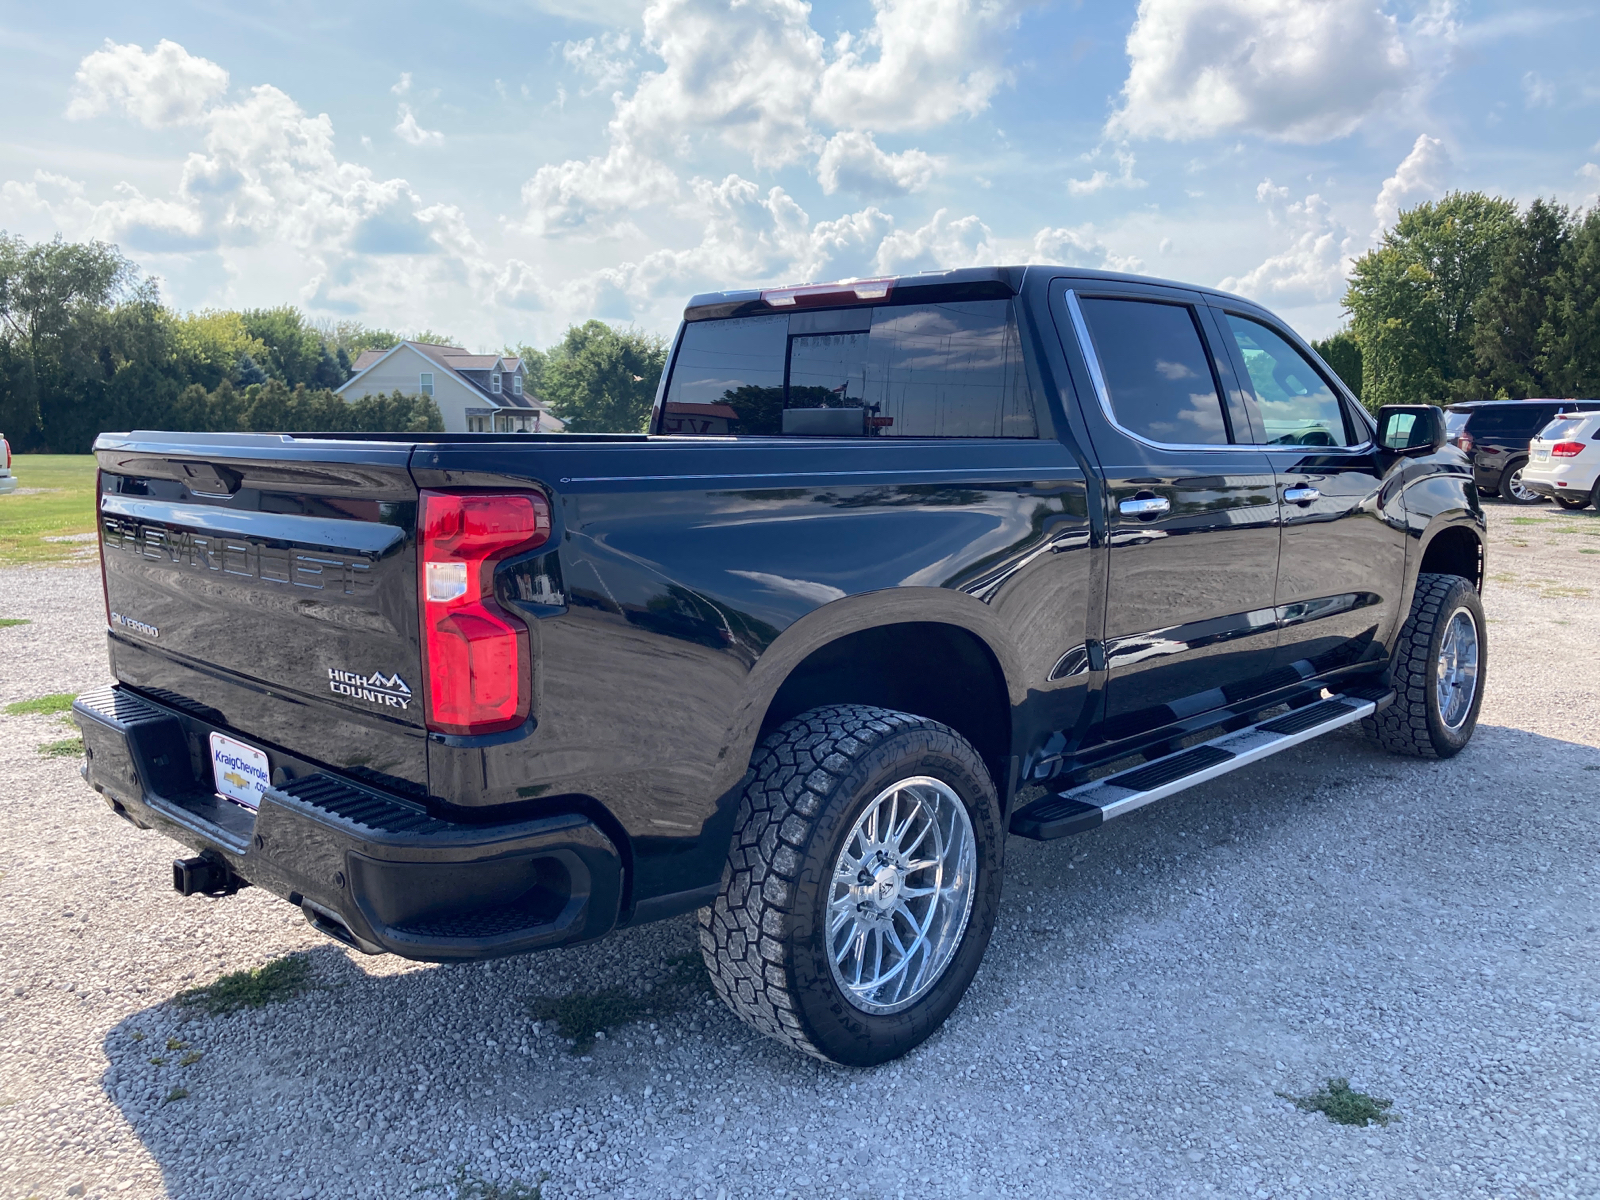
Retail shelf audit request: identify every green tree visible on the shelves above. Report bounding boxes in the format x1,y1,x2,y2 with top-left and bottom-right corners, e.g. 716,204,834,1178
240,306,326,386
1534,207,1600,397
505,342,549,401
1311,329,1363,400
0,232,150,447
1470,198,1573,399
1343,192,1520,408
542,320,666,432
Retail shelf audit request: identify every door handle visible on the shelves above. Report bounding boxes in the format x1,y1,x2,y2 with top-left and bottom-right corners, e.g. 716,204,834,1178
1118,495,1171,518
1284,486,1320,504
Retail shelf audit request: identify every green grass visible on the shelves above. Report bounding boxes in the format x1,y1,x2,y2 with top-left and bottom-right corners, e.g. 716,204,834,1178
38,737,84,758
530,952,711,1053
5,693,76,716
1277,1078,1396,1127
177,955,312,1015
163,1086,188,1103
1508,517,1544,525
0,455,99,566
0,618,30,629
446,1167,548,1200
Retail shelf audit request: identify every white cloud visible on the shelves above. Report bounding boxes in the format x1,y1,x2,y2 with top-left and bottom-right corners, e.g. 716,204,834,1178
392,72,413,96
562,33,636,93
66,39,229,128
873,208,997,274
1578,163,1600,207
1372,133,1449,237
1109,0,1416,143
523,0,1025,236
1521,70,1555,108
1067,146,1144,195
394,104,444,145
815,0,1026,132
1219,179,1351,305
520,142,681,235
1028,224,1144,274
619,0,824,169
816,131,938,196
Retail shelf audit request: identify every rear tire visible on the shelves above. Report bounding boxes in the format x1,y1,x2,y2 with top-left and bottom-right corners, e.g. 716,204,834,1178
1555,492,1590,511
699,705,1003,1066
1363,573,1486,758
1502,460,1543,504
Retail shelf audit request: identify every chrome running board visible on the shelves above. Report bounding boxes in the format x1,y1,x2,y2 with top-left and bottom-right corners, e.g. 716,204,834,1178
1010,688,1394,841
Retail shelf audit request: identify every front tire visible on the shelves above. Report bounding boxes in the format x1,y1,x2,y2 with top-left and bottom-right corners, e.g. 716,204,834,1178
699,705,1003,1066
1364,573,1486,758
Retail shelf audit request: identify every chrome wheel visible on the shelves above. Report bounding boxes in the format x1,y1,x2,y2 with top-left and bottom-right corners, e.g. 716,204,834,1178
827,776,976,1016
1436,606,1480,730
1506,467,1541,503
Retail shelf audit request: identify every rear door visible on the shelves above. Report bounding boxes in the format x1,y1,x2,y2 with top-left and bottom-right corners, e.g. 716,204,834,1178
1208,308,1407,680
96,434,427,798
1055,281,1282,744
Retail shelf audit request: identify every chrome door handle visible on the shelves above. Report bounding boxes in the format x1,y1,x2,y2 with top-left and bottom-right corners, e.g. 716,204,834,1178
1284,486,1321,504
1119,495,1171,517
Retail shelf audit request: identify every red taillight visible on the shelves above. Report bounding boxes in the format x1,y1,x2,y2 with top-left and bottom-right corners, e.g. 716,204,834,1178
1454,433,1473,452
417,490,550,735
1551,441,1584,457
2,435,10,469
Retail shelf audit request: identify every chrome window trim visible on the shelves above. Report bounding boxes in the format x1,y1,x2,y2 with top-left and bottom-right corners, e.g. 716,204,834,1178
1063,288,1243,453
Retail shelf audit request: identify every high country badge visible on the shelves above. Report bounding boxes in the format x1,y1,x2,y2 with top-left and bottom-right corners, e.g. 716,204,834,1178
328,667,412,710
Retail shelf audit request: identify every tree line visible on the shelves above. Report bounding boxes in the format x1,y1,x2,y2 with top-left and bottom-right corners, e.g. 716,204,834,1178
9,193,1588,452
1313,192,1600,409
0,232,667,450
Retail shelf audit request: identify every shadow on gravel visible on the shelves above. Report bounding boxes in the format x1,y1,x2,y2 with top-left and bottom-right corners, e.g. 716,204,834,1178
94,723,1600,1200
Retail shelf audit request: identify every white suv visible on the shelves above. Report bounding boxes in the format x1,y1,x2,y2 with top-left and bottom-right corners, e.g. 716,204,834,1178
0,432,16,495
1523,412,1600,510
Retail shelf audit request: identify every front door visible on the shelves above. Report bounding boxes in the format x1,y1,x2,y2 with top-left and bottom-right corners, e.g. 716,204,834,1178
1209,309,1408,680
1056,284,1283,746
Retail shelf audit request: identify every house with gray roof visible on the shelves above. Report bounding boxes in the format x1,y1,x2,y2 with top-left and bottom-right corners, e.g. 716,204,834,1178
337,342,564,433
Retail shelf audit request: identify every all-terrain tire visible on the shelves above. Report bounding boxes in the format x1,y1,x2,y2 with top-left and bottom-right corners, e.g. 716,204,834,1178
698,704,1003,1066
1362,573,1486,758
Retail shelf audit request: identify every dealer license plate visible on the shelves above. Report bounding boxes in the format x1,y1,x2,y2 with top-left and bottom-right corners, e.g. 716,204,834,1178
210,732,270,810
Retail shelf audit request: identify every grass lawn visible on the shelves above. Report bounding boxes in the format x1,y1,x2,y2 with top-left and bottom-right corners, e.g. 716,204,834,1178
0,455,99,566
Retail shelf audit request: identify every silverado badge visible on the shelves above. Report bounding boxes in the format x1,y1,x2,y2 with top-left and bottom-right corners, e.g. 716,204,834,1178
328,667,412,710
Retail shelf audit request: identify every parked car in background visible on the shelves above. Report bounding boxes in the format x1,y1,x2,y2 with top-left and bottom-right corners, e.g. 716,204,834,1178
1445,399,1600,503
1521,411,1600,510
0,432,16,495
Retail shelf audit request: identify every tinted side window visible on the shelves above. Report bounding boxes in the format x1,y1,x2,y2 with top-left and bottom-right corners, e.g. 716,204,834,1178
1077,298,1229,445
1468,405,1560,438
659,300,1038,437
1225,315,1352,447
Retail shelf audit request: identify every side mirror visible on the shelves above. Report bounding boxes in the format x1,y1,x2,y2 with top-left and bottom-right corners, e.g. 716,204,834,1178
1376,405,1447,455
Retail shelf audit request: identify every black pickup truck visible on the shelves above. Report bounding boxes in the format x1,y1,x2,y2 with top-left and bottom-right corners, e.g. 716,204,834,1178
74,266,1486,1065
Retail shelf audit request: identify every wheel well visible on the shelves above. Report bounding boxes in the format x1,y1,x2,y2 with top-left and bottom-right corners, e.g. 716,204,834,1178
1418,525,1483,591
759,622,1012,785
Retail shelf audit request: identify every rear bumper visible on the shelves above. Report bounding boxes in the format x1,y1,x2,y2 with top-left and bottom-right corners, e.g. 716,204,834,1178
71,685,623,961
1520,462,1598,499
0,470,16,495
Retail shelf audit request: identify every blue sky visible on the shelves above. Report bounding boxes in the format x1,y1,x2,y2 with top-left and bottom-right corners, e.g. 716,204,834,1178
2,0,1596,350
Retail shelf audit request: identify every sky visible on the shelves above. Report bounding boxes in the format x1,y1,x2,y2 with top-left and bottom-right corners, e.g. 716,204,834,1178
1,0,1597,351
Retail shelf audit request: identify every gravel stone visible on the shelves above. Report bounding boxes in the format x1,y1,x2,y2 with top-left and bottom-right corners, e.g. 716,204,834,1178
0,502,1597,1199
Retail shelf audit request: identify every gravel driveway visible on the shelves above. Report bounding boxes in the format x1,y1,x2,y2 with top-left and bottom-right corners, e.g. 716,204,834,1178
2,501,1597,1200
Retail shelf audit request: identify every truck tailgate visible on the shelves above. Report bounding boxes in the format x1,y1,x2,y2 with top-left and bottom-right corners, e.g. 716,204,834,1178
95,435,428,797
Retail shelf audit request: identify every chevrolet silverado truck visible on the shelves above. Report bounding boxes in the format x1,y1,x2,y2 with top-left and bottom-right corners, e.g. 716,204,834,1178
73,266,1486,1065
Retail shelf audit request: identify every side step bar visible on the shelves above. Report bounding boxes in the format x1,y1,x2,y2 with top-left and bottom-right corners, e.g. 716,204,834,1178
1010,689,1394,840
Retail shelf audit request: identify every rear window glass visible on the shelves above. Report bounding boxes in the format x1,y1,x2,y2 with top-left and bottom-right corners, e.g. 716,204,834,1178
659,300,1038,438
1444,409,1473,435
1465,405,1560,438
1538,416,1594,442
1077,297,1228,445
